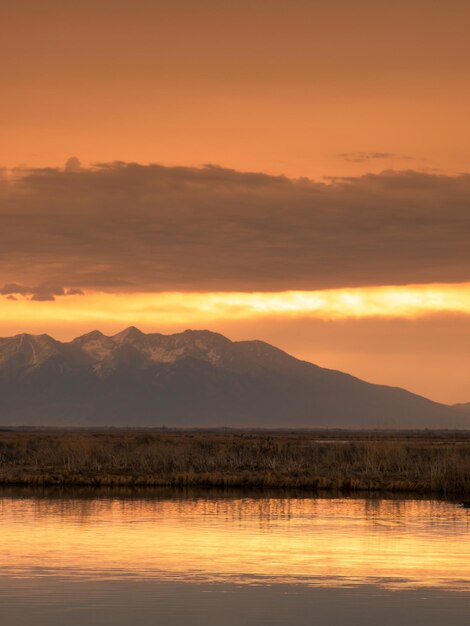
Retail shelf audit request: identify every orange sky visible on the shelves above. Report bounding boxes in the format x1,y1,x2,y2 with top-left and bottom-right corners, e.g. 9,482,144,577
2,0,470,177
1,1,470,403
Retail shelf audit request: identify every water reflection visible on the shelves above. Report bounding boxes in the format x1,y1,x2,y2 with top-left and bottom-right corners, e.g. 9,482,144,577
0,489,468,591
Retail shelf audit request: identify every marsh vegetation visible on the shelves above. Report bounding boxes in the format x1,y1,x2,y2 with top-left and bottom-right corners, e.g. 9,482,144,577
0,429,468,494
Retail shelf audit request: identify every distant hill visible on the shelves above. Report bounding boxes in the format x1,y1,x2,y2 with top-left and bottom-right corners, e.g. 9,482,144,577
0,328,467,429
453,403,470,417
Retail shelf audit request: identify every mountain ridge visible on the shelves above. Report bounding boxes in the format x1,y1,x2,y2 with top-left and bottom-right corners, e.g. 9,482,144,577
0,327,467,429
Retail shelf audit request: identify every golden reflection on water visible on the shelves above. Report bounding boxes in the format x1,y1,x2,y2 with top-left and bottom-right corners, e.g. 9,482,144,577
0,495,468,591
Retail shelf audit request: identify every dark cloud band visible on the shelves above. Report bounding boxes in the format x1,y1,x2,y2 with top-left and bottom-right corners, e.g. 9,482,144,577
1,163,469,292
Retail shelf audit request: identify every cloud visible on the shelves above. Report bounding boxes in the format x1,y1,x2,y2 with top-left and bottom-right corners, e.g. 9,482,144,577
30,292,56,302
64,157,82,172
66,287,85,295
0,162,469,292
336,152,413,163
0,282,32,296
1,283,81,301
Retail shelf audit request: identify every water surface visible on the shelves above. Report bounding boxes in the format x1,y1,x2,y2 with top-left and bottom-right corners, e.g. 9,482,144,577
0,489,468,625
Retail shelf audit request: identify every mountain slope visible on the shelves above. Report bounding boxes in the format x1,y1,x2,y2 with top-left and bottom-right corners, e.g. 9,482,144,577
0,328,466,428
453,403,470,417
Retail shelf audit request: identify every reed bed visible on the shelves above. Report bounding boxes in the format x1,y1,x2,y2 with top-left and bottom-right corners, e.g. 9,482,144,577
0,430,468,494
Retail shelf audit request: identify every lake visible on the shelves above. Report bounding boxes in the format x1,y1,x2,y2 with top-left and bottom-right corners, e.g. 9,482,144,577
0,489,468,625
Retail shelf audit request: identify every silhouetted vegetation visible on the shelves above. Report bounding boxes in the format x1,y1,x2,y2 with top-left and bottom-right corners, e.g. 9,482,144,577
0,430,468,494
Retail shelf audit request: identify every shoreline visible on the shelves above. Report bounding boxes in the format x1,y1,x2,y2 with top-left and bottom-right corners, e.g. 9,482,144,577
0,472,468,495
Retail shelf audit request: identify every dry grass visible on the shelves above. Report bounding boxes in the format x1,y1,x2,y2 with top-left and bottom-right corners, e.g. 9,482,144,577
0,430,468,494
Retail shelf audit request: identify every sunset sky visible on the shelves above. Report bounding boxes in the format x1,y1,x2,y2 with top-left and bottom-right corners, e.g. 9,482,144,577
1,0,470,403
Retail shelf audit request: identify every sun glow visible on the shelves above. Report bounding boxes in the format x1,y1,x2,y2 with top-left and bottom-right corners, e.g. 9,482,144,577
1,283,470,332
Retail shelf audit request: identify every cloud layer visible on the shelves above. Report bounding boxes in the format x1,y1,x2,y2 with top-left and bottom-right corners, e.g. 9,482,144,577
1,162,469,292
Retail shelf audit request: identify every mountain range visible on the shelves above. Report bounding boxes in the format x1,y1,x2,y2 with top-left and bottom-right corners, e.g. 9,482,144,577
0,328,468,428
